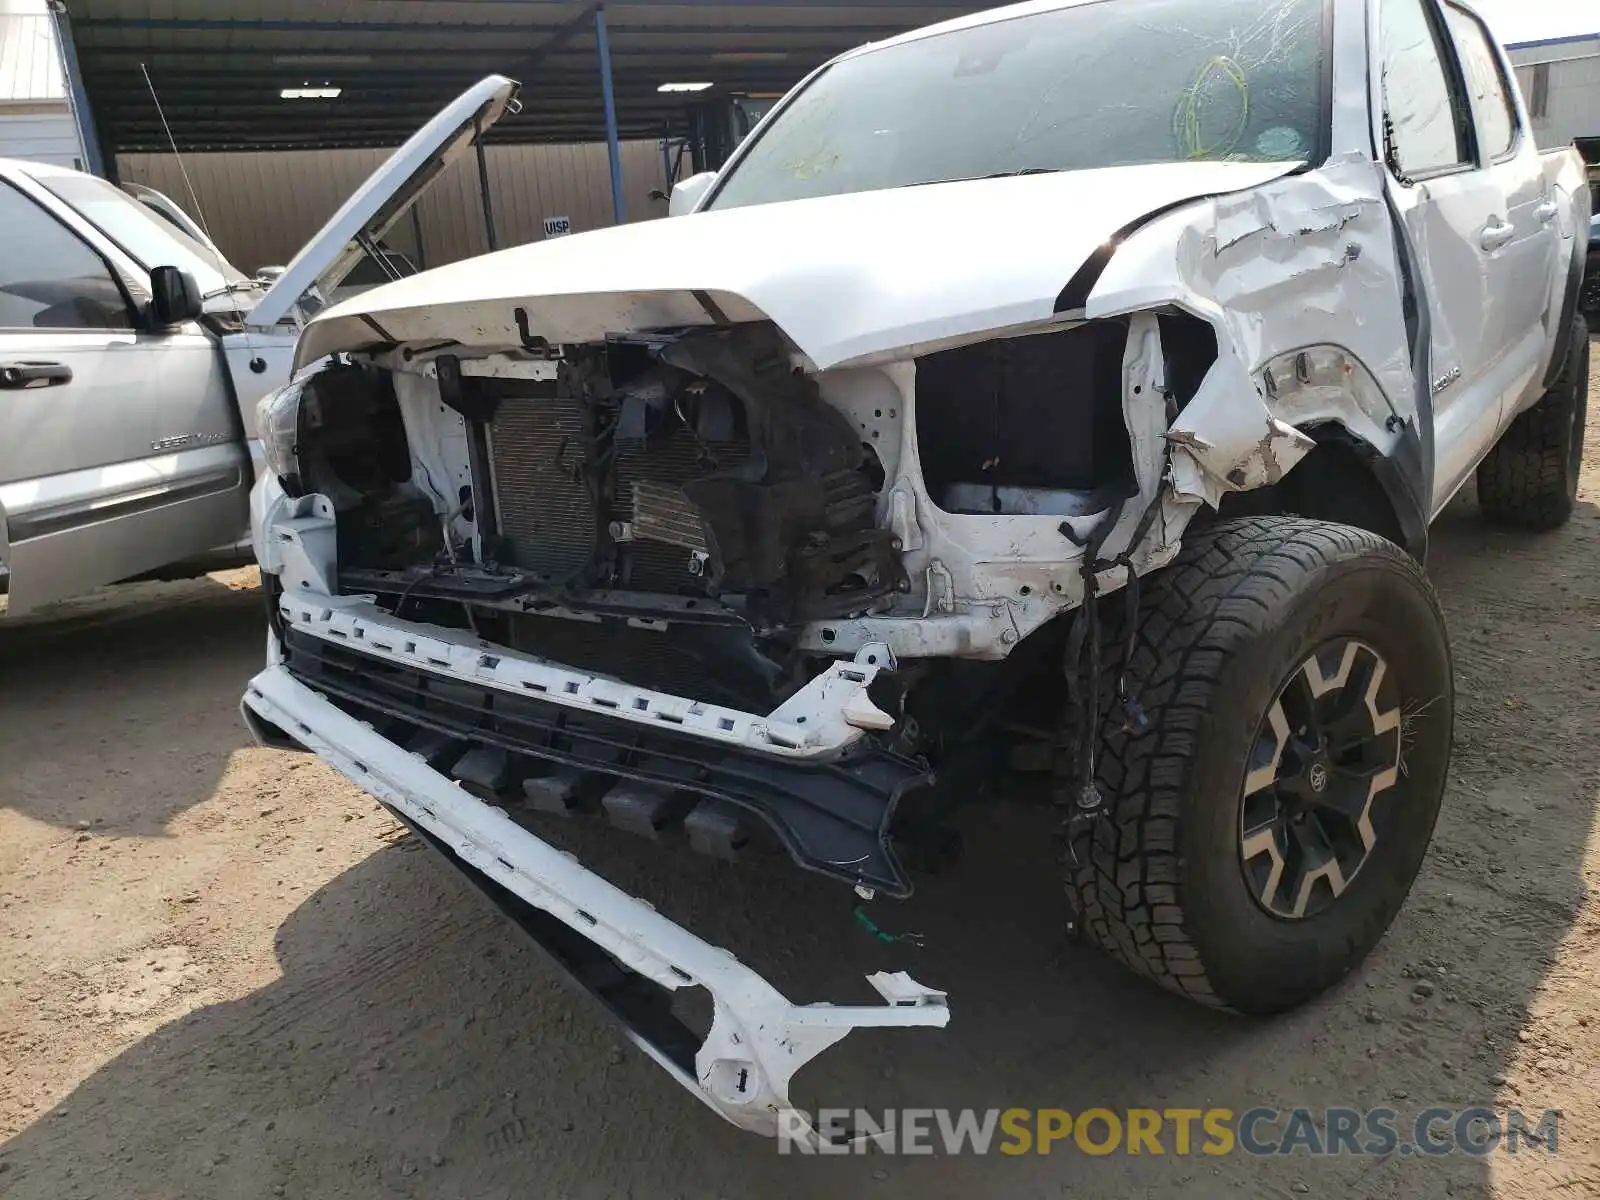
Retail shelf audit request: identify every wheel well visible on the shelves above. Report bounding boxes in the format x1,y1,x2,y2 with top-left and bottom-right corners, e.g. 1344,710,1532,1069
995,429,1423,748
1212,429,1417,556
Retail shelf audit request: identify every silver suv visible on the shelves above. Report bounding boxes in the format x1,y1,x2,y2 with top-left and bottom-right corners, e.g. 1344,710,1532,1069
0,159,295,613
1,78,502,615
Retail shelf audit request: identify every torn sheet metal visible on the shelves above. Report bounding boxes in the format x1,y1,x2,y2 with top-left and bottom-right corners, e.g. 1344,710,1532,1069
1166,413,1318,508
1163,346,1319,508
1090,153,1416,509
1212,153,1376,251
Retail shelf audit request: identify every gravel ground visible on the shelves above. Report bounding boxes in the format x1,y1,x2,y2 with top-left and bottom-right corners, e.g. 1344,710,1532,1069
2,346,1599,1198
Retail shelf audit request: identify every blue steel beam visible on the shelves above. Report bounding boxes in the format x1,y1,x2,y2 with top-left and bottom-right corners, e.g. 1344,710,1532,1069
73,18,917,35
594,5,626,224
49,2,107,176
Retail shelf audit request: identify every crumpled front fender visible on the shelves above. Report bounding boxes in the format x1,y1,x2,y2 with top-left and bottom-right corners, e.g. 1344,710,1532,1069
1087,155,1417,509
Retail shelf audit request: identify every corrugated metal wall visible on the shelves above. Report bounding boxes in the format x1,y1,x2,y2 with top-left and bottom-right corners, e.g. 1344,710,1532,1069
0,0,80,167
0,4,64,104
116,140,670,274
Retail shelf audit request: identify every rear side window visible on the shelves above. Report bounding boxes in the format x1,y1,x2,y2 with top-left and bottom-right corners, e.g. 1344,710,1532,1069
0,181,134,331
1443,3,1518,160
1380,0,1473,177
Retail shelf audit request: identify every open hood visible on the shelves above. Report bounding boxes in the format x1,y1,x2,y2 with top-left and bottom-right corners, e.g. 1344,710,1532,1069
294,159,1300,372
247,74,519,330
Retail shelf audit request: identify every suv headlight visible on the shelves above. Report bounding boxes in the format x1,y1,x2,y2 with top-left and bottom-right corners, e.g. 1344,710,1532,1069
256,380,305,487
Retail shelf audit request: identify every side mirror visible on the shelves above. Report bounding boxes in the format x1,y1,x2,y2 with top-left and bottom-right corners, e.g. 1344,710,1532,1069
149,265,203,326
668,172,717,217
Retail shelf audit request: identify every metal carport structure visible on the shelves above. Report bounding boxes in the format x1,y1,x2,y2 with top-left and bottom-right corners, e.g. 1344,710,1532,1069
56,1,991,223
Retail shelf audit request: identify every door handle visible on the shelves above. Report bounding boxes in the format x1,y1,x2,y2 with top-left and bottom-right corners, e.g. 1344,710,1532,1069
1535,200,1560,225
0,361,73,389
1479,219,1515,251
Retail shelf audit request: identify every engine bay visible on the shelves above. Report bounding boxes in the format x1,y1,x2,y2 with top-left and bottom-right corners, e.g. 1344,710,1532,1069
283,318,1152,724
460,326,908,623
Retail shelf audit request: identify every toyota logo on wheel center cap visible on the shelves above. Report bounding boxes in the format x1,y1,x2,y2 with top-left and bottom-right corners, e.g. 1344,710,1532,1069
1309,762,1329,793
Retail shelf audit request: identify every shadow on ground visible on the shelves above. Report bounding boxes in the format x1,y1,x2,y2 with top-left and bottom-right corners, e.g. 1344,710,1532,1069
2,489,1598,1198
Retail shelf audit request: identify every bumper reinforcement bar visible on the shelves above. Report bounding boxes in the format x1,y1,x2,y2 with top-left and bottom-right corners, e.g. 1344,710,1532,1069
279,623,930,896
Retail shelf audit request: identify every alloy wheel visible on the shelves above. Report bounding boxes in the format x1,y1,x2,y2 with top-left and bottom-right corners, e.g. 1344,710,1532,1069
1239,639,1403,920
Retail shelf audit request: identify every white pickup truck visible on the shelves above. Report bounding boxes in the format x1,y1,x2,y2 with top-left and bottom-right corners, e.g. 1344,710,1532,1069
243,0,1591,1139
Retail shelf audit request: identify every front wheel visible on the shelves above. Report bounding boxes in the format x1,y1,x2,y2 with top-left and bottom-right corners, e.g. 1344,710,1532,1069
1064,517,1453,1014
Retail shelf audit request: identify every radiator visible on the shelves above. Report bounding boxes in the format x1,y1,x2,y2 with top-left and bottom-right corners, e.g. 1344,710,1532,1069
487,397,594,581
487,396,746,593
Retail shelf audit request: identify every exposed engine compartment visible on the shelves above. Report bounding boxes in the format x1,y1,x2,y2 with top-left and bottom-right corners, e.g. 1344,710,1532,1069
289,318,1155,720
915,320,1135,501
458,324,906,625
295,325,924,716
262,310,1186,907
265,310,1165,916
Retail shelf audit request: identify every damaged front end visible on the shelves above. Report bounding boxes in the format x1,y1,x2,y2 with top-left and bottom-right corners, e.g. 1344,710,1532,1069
245,305,1159,1133
254,304,1176,883
245,141,1419,1134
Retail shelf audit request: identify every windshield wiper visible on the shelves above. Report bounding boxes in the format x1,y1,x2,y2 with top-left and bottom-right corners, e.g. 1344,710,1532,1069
202,280,266,301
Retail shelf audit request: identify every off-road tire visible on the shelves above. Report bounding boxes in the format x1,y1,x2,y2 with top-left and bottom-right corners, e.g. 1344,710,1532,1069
1477,313,1589,530
1064,517,1453,1014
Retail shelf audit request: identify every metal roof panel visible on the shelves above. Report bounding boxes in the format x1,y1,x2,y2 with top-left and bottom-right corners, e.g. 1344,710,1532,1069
0,11,66,102
63,0,990,149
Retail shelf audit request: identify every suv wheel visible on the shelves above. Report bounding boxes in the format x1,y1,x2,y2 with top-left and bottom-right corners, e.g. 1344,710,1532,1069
1477,312,1589,530
1063,517,1453,1014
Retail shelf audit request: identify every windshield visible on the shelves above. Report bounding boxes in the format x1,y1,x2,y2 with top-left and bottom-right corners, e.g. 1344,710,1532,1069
708,0,1329,211
39,174,247,290
128,186,212,246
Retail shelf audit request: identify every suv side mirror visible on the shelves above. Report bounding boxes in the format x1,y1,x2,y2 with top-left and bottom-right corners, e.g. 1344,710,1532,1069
149,265,203,326
668,172,717,217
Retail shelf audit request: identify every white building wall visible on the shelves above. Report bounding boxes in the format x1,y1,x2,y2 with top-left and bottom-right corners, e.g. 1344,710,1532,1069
1510,37,1600,149
0,105,79,167
117,141,671,275
0,0,86,168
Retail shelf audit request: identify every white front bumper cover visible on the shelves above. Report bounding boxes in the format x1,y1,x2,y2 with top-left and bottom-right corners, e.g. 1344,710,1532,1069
242,663,949,1139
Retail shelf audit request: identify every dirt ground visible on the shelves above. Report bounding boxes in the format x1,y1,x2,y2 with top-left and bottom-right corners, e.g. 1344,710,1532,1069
2,348,1599,1199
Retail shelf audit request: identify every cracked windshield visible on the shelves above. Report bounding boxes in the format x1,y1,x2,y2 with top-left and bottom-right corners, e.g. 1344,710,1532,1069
709,0,1328,210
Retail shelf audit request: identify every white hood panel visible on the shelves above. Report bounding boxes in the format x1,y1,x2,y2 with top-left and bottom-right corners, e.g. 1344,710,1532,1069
295,160,1300,371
